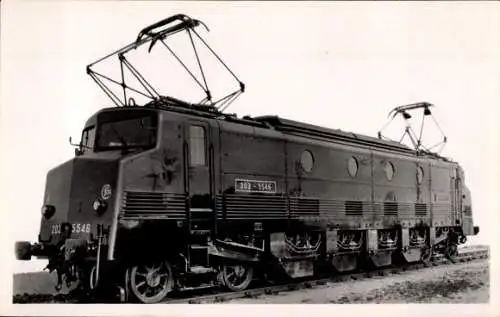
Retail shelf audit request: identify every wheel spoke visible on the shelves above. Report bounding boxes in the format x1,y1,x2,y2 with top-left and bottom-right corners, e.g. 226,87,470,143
128,261,173,303
139,267,150,275
221,263,253,292
149,265,161,275
233,276,242,286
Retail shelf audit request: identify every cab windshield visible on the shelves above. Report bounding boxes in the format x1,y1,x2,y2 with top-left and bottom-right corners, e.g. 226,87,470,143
95,111,158,151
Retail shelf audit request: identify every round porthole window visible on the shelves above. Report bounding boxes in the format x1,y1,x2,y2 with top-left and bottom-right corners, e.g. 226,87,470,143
347,156,359,177
417,166,424,184
385,161,395,181
300,150,314,172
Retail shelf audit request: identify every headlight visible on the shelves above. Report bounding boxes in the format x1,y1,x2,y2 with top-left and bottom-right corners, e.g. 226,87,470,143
100,184,112,200
93,199,107,215
41,205,56,219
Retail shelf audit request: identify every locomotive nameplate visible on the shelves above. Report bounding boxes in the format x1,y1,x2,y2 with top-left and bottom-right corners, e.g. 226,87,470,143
235,179,277,194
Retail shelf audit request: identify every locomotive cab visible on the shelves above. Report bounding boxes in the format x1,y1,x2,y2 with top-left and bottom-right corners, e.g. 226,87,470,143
15,107,162,290
78,108,159,156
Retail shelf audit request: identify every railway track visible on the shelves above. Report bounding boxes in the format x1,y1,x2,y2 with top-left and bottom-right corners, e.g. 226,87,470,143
164,248,489,304
13,248,488,304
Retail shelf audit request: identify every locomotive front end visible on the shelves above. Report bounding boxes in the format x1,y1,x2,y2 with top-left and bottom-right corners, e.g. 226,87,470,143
461,183,480,237
14,107,159,292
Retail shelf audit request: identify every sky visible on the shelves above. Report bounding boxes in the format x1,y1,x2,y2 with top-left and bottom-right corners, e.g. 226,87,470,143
1,1,500,313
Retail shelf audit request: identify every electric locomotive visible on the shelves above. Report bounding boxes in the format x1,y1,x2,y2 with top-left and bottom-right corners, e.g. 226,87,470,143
14,14,479,303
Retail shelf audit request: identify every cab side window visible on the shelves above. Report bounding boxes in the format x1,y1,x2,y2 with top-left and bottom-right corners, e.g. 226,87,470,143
189,125,206,166
85,127,96,149
82,126,96,152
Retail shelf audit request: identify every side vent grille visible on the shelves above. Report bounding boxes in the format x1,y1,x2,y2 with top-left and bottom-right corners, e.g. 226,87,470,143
415,203,428,217
345,201,363,216
122,191,186,217
216,194,287,219
290,198,320,217
383,202,398,216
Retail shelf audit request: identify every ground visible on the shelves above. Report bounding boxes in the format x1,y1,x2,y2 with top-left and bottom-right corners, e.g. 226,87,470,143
229,259,489,304
13,259,489,304
13,271,70,296
12,246,489,303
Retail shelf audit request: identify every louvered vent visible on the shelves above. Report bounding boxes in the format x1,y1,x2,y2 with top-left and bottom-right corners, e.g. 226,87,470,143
290,198,320,217
122,191,185,216
384,202,398,216
216,194,287,219
415,203,428,217
345,200,363,216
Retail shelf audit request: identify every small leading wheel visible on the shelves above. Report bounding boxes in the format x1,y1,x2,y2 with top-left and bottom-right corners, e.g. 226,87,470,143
127,261,174,304
220,263,254,292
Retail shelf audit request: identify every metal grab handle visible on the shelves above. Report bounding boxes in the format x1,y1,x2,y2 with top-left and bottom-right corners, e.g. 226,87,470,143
135,14,204,44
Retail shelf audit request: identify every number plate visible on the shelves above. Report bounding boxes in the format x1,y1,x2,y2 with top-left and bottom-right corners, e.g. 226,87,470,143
235,179,277,194
51,223,91,235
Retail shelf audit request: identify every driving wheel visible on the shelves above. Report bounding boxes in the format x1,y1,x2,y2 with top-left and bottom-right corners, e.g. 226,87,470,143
219,263,254,292
127,261,174,303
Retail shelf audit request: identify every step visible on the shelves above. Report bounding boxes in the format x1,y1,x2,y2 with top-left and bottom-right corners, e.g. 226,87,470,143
188,266,216,274
190,229,211,236
190,244,209,250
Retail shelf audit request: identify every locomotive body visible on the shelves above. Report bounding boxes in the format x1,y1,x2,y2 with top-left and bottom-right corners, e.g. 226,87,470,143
14,14,479,303
16,102,479,302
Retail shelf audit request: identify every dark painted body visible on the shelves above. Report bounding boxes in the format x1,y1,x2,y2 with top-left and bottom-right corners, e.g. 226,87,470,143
16,104,479,301
37,105,478,249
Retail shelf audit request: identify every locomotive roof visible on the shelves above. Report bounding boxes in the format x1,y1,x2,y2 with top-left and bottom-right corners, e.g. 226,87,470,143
86,104,451,162
252,115,414,154
251,115,452,162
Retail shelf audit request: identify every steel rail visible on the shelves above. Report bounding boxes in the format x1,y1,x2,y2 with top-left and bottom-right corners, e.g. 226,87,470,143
163,248,489,304
12,248,489,304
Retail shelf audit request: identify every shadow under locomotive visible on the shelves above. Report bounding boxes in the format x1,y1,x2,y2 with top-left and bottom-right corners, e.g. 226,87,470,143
14,14,479,303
